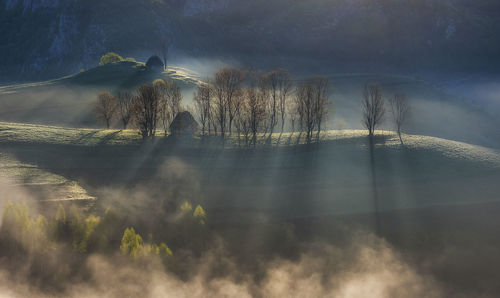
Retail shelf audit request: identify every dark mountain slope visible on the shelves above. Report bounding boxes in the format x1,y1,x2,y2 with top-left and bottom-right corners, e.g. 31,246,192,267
1,0,499,81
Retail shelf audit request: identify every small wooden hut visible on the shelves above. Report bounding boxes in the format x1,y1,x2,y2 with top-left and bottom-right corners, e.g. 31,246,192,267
169,111,198,137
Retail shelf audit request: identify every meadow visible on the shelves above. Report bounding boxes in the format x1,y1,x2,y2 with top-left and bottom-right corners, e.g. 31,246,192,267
1,119,500,296
1,62,500,297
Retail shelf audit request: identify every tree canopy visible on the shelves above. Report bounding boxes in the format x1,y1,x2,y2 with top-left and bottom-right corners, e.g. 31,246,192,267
99,52,124,66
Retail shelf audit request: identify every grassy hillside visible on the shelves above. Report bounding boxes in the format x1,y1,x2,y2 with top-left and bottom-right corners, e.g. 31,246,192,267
0,152,95,207
66,61,201,89
0,61,201,127
2,68,499,149
1,121,499,221
1,121,499,163
0,61,200,93
1,121,500,296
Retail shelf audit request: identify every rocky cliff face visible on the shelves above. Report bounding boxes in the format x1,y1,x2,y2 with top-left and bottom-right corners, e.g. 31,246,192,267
1,0,499,80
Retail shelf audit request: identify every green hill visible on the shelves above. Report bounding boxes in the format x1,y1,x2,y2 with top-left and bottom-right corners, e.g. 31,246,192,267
1,121,499,221
66,61,201,89
1,67,499,148
0,61,200,127
2,0,500,80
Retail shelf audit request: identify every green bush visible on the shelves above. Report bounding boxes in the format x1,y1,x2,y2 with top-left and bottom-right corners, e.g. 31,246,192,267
120,227,173,262
99,52,124,66
88,207,122,253
0,201,52,255
193,205,206,225
1,202,178,265
53,204,101,253
120,227,144,259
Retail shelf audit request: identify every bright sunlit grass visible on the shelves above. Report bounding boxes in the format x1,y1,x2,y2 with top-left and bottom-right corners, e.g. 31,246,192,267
1,121,499,166
0,152,95,203
0,122,143,146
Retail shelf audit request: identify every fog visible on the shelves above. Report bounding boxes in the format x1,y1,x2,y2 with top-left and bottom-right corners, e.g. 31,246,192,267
0,177,444,298
0,235,443,298
1,48,500,298
2,127,500,298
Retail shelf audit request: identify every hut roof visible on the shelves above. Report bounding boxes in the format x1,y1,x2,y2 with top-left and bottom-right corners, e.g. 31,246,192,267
170,111,198,133
145,55,164,69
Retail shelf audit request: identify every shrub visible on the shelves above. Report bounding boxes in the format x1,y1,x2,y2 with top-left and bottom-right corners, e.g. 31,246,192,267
180,201,193,214
67,205,101,253
193,205,206,225
99,52,124,66
0,201,52,255
120,227,144,259
120,227,173,263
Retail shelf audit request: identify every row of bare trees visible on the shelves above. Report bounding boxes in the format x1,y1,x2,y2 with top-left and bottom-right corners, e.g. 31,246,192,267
362,83,411,143
93,78,182,139
194,68,331,146
94,69,410,145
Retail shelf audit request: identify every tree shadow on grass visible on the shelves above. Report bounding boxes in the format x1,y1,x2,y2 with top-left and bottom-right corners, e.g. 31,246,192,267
97,130,121,145
75,131,98,144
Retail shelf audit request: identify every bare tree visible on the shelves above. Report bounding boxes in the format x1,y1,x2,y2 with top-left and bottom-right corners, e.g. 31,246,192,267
243,86,266,147
167,81,182,123
263,72,278,138
212,68,245,139
94,92,118,129
312,77,330,141
159,36,170,70
154,79,170,136
276,69,292,136
212,75,226,138
134,84,160,139
288,99,298,138
292,85,305,141
117,91,134,129
256,73,271,137
155,79,182,136
295,80,315,143
389,93,411,144
194,83,212,136
239,99,252,147
264,69,292,139
233,89,246,146
362,83,385,137
294,77,330,144
210,104,218,136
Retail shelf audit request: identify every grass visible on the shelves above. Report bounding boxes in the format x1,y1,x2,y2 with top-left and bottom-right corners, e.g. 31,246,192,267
64,62,201,90
1,121,499,166
0,152,95,204
0,61,201,96
0,122,500,175
1,120,500,220
0,122,142,146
